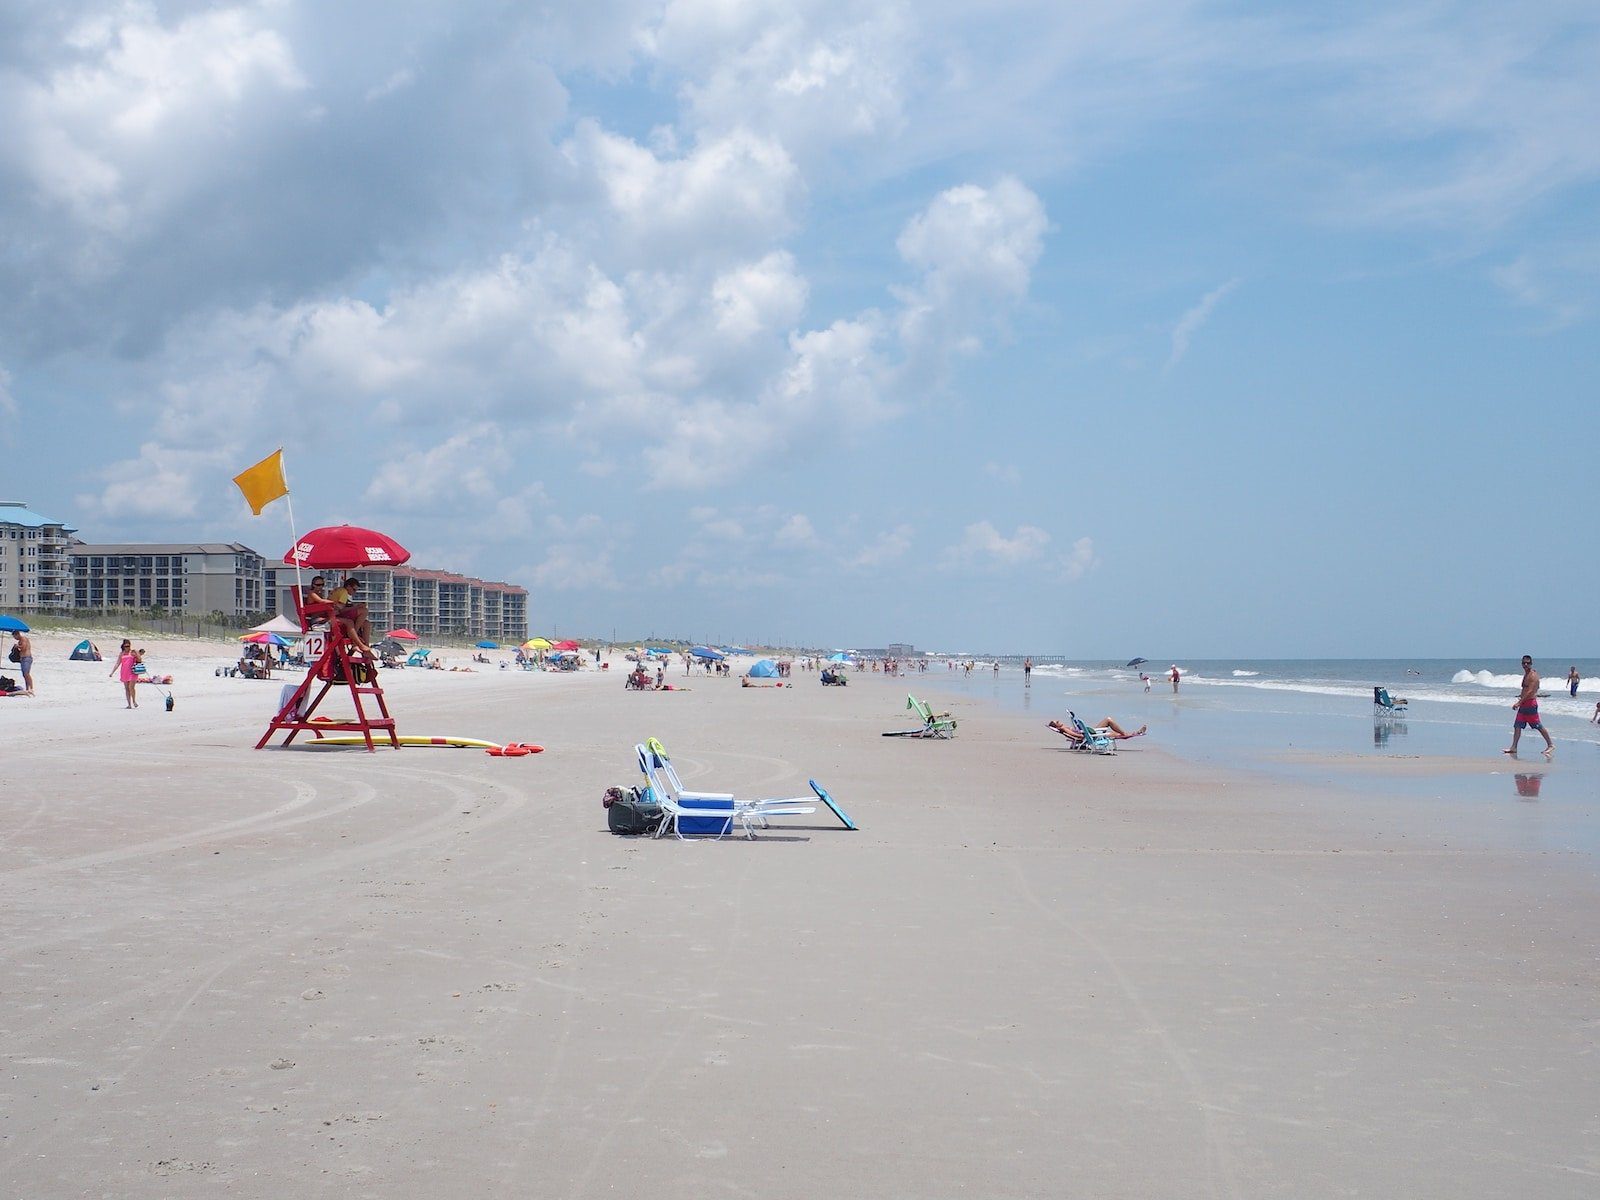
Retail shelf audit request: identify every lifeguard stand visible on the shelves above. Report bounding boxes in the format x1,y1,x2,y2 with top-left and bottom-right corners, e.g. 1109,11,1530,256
255,587,399,752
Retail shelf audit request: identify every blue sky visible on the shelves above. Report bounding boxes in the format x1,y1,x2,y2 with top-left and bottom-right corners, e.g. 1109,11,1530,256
2,1,1596,656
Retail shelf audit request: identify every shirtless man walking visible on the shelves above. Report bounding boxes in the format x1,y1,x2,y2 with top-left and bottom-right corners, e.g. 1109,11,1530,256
1506,654,1554,758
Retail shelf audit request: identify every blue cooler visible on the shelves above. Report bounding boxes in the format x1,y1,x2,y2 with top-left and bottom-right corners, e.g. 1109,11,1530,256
676,797,735,837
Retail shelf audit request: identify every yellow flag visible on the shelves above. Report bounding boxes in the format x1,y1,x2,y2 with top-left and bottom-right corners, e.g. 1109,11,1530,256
233,449,289,515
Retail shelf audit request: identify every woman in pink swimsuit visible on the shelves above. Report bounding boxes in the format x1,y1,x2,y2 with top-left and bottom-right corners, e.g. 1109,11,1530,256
110,638,138,708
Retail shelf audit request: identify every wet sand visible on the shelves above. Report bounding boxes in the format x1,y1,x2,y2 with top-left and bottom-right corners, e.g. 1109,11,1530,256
4,650,1598,1197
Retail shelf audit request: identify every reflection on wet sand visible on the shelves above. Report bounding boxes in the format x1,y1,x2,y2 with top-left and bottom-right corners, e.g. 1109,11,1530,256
1514,772,1544,801
1373,718,1409,748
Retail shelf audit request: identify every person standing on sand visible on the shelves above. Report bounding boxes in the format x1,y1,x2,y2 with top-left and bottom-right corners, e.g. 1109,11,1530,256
110,638,138,709
1169,664,1180,693
1506,654,1554,758
10,630,34,695
1568,666,1580,697
1023,657,1032,686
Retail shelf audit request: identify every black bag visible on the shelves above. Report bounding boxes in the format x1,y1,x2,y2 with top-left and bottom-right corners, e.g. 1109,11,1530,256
6,646,18,663
604,786,662,835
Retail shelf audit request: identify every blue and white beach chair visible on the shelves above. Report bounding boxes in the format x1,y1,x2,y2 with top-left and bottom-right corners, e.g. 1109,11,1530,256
1068,711,1117,755
635,739,853,839
1372,687,1408,718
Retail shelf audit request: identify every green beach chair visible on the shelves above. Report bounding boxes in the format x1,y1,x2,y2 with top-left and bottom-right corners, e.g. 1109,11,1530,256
882,694,957,738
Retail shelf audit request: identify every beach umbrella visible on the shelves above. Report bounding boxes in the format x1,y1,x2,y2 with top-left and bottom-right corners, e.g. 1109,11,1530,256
374,638,404,655
690,646,725,660
239,631,290,647
0,614,30,633
551,639,580,652
475,640,499,649
524,637,553,650
827,652,854,663
551,649,579,659
647,647,672,656
283,525,410,569
1126,657,1147,667
386,628,420,641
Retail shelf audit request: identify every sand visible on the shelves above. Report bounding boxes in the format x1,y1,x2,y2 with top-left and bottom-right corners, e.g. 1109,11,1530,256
3,641,1598,1198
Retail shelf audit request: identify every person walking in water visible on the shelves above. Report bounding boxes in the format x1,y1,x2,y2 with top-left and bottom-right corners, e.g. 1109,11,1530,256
1506,654,1554,758
1169,664,1180,693
1023,657,1032,686
1568,666,1580,697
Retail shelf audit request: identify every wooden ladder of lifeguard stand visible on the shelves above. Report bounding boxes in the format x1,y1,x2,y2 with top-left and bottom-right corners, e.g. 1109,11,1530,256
255,590,399,752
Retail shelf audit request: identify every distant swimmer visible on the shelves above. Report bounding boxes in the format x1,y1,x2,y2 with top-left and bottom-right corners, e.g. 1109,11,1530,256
1568,666,1580,697
1505,654,1554,758
1169,664,1180,693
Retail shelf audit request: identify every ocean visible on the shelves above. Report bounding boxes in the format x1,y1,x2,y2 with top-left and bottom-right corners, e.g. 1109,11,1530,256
916,657,1600,856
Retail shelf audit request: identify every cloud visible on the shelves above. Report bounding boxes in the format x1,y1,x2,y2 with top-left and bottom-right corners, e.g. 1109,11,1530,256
984,461,1021,485
75,441,233,522
941,521,1050,569
364,426,509,513
848,523,913,568
1168,278,1240,367
1059,535,1099,580
774,513,819,547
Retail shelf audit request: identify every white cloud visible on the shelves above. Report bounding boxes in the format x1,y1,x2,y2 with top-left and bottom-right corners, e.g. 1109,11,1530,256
76,441,232,521
774,513,818,547
849,523,913,568
364,427,510,514
941,520,1050,569
1168,278,1240,367
713,252,808,338
984,461,1021,485
1059,536,1099,581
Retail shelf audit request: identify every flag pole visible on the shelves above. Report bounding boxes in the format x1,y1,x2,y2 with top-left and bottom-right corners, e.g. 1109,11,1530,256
279,449,304,614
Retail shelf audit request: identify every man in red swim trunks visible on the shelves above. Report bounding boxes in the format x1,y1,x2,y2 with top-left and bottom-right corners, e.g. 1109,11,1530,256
1506,654,1554,758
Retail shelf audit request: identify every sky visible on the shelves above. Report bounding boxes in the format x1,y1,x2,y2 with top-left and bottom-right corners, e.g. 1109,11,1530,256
2,0,1596,657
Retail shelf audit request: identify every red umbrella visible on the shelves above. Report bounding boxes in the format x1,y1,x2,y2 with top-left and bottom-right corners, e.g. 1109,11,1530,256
284,525,410,569
386,628,419,641
551,639,580,652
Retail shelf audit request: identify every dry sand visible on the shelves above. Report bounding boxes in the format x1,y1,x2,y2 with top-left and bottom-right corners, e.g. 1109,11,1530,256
3,642,1598,1197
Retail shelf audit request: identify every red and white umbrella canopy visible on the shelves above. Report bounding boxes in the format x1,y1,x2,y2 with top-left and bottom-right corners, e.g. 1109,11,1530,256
284,525,410,570
386,628,420,641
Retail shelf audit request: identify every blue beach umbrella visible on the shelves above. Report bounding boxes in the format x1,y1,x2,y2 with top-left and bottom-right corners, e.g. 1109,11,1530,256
827,651,854,663
690,646,725,660
0,614,30,632
476,640,499,649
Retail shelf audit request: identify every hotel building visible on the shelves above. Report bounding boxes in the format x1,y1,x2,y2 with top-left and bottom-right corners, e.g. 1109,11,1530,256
0,501,78,612
69,543,270,617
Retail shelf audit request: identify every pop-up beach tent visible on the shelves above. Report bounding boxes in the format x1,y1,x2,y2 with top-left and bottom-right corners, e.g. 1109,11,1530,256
747,658,780,678
69,639,102,661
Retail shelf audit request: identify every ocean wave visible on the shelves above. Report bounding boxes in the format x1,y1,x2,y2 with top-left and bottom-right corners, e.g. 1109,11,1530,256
1232,670,1259,677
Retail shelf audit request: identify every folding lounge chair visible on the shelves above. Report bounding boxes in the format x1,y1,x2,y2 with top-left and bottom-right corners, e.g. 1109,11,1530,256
882,694,957,738
1068,711,1116,754
634,739,837,839
1373,687,1408,718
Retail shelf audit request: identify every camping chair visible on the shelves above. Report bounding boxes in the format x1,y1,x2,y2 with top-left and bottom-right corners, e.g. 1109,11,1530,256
634,739,831,839
1373,687,1408,718
884,695,957,738
1067,711,1116,755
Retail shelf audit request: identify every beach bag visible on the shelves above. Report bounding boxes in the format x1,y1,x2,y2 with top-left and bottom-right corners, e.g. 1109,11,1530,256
604,786,662,836
0,675,15,693
6,646,18,663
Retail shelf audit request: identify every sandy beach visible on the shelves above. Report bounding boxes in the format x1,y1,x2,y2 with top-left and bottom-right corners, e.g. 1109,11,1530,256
3,638,1598,1198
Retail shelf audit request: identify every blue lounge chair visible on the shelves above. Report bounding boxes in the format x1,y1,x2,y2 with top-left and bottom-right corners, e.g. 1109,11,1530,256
636,739,846,838
1373,687,1408,718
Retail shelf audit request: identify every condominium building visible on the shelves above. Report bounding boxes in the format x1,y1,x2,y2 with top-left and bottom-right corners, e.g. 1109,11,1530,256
0,501,77,611
70,543,269,617
268,565,529,643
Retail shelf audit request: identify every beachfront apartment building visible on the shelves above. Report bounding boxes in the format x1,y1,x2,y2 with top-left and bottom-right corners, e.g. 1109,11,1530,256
0,501,77,612
265,566,529,644
69,543,269,617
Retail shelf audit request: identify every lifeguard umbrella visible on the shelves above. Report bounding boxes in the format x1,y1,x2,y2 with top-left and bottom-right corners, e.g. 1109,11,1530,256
284,525,410,569
387,628,420,641
551,639,580,652
0,615,30,632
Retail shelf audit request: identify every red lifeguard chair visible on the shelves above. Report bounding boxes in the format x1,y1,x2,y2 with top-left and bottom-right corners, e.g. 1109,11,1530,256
256,525,409,752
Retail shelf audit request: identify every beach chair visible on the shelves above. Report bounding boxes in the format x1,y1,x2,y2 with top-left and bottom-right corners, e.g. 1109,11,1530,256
883,694,957,738
635,739,838,839
1067,711,1116,754
1373,687,1408,718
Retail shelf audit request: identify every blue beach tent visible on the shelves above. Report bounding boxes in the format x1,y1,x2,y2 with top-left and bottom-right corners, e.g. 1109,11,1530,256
748,658,780,678
70,639,102,661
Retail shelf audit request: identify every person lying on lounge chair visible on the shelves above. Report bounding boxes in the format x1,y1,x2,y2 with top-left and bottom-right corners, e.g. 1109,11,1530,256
1048,717,1147,744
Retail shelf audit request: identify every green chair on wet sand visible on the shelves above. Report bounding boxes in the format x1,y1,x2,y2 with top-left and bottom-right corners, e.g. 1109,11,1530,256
883,694,957,739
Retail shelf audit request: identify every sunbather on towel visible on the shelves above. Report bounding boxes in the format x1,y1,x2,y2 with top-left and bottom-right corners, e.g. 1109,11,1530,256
1049,717,1147,744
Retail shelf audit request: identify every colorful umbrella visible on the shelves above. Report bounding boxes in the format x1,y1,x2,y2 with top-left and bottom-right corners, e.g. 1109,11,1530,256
551,639,580,652
386,628,419,641
283,525,410,569
239,631,290,646
524,637,552,650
